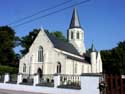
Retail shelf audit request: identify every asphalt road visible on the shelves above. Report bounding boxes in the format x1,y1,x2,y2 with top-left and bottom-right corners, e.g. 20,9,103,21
0,89,48,94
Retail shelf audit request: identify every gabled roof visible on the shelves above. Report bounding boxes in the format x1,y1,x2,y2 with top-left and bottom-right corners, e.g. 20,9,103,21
44,31,80,56
69,8,81,29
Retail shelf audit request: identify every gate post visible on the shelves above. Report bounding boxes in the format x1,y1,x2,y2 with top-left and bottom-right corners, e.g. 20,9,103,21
54,74,60,88
33,73,39,86
17,73,22,84
4,73,10,83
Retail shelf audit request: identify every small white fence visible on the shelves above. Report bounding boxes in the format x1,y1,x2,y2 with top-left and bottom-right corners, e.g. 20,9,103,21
0,73,103,94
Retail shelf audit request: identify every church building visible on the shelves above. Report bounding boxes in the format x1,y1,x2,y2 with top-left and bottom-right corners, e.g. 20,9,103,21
19,8,102,77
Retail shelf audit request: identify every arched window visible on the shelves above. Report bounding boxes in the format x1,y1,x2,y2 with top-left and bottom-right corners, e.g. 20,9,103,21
77,32,79,39
71,32,73,39
57,62,61,74
75,63,77,74
23,64,26,72
30,56,33,63
38,46,43,62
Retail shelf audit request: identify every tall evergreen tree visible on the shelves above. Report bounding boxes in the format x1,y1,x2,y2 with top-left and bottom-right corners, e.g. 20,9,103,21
0,26,17,65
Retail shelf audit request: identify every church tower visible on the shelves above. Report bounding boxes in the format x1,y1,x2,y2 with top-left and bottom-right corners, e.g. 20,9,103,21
68,8,86,55
90,43,97,73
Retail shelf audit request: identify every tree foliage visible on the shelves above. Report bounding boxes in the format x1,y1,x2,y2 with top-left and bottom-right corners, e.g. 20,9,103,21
50,31,67,42
0,65,18,74
0,26,18,66
19,29,40,56
101,41,125,74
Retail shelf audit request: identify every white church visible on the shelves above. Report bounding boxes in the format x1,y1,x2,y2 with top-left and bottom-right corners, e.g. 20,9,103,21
19,8,102,77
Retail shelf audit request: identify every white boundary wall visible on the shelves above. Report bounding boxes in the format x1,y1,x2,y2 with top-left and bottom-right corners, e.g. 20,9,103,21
0,83,80,94
80,74,101,94
0,73,102,94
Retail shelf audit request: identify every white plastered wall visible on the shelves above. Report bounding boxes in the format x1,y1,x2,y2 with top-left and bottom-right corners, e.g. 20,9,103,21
96,52,102,73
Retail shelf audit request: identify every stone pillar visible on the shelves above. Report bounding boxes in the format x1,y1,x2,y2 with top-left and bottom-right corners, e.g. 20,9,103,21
33,74,39,86
4,73,10,83
54,74,60,88
80,73,102,94
17,73,22,84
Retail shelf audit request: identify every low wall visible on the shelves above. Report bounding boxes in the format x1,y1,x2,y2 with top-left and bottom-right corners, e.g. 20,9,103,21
0,83,80,94
0,73,102,94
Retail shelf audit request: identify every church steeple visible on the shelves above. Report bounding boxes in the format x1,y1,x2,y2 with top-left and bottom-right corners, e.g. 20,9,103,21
69,8,81,29
91,43,96,52
68,8,86,55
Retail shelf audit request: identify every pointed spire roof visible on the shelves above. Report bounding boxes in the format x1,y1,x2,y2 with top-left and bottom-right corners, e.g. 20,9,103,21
69,8,81,29
91,43,96,52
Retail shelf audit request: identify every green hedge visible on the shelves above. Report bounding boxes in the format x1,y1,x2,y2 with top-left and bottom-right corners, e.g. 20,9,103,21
58,85,81,90
0,65,18,74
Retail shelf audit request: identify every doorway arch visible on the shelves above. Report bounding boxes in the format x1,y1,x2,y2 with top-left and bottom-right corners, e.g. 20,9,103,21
57,62,61,74
37,68,43,78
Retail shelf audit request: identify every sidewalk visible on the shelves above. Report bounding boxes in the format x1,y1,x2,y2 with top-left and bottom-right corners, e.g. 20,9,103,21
0,89,48,94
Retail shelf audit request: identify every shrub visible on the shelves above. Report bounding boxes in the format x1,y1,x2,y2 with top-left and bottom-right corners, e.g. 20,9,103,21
0,65,18,74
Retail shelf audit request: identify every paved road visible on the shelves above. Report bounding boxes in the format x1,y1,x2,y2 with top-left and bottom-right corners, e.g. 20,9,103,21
0,89,48,94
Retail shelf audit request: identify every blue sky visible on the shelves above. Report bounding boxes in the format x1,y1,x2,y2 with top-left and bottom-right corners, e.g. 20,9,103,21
0,0,125,53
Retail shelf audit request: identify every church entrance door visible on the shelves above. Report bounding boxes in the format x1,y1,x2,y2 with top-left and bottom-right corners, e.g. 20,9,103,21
37,68,43,78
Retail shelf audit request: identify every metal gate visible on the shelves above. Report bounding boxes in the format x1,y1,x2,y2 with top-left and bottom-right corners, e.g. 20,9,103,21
104,74,125,94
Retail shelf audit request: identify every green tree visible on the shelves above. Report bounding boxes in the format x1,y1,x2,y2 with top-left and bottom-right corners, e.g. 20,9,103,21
50,31,67,42
19,29,40,56
0,26,17,65
101,40,125,74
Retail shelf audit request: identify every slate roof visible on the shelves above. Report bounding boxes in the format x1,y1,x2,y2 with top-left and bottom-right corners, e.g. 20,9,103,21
40,31,91,63
66,54,89,63
44,31,80,56
69,8,81,29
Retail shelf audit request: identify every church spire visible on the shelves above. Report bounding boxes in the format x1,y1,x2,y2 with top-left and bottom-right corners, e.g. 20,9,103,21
68,8,86,55
69,8,81,29
91,43,96,52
